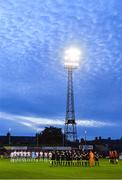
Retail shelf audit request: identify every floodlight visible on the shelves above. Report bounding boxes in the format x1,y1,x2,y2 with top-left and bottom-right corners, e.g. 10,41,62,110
64,47,81,68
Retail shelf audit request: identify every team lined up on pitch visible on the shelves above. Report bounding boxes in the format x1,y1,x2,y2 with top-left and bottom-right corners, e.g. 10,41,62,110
10,150,100,167
50,150,99,167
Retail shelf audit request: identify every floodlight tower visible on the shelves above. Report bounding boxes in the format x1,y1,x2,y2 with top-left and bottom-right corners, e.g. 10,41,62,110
64,47,81,142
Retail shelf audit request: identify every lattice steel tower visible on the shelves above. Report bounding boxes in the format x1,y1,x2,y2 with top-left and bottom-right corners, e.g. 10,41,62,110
64,47,81,142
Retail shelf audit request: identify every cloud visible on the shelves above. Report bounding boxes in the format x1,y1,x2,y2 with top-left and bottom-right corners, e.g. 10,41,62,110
77,120,115,127
0,112,116,132
0,0,121,120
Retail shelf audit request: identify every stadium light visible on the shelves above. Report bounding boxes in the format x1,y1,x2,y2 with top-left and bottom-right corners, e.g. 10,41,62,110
64,47,81,68
64,46,82,141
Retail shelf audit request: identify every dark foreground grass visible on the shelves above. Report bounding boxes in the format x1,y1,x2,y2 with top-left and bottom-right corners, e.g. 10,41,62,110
0,159,122,179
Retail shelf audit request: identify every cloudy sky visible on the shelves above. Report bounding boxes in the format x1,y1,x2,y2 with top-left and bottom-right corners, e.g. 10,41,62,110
0,0,122,139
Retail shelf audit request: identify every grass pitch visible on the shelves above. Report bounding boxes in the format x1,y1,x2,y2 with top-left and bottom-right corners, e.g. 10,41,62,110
0,159,122,179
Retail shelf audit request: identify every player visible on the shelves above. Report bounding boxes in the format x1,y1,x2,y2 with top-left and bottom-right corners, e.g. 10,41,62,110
89,150,95,167
81,151,86,167
94,152,99,166
114,150,119,164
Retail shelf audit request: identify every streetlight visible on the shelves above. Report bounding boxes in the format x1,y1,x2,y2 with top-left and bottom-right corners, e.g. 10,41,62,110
84,130,87,146
8,128,11,146
62,129,65,147
36,130,39,147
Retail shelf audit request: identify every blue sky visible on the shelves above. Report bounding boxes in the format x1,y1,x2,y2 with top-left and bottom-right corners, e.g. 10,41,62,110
0,0,122,139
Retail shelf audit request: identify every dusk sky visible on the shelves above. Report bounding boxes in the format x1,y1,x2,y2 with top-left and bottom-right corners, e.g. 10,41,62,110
0,0,122,139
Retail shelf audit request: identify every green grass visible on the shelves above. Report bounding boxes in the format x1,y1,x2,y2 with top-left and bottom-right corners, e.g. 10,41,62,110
0,159,122,179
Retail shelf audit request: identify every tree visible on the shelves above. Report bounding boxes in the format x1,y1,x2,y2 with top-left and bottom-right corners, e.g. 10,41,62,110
39,126,64,146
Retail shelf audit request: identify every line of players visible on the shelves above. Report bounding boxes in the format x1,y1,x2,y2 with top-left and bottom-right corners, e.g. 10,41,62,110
10,151,51,162
50,150,99,167
10,150,99,167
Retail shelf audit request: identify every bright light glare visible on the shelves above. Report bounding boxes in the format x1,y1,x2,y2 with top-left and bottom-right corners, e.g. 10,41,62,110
64,47,81,68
